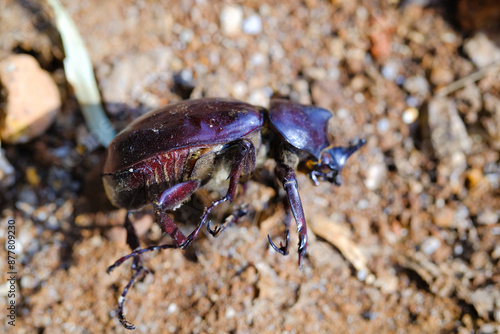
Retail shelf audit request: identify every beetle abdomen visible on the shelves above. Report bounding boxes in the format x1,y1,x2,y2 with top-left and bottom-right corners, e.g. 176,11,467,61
103,146,206,210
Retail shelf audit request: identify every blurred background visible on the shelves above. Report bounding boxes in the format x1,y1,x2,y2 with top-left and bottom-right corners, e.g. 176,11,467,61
1,0,499,332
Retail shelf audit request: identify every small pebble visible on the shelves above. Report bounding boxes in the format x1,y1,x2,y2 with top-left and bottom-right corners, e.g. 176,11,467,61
479,324,496,334
20,274,39,290
477,209,499,225
430,67,454,86
231,81,248,99
179,28,194,44
25,167,40,187
421,236,441,255
357,269,367,281
225,306,236,319
354,92,365,103
381,60,399,81
454,244,463,255
364,163,386,190
166,303,178,315
0,149,15,188
250,53,266,66
463,32,500,67
466,168,484,188
433,206,454,228
243,14,262,35
248,89,269,107
0,54,60,143
403,75,429,97
402,107,419,124
220,5,243,36
377,118,390,133
406,96,419,108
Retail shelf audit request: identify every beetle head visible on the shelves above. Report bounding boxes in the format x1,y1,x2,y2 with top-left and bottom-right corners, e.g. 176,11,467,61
305,139,366,186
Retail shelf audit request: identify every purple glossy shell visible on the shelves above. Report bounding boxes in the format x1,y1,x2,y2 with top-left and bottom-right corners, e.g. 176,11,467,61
269,99,332,160
103,98,264,173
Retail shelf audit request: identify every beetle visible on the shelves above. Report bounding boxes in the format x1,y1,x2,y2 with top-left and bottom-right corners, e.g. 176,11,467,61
103,97,365,329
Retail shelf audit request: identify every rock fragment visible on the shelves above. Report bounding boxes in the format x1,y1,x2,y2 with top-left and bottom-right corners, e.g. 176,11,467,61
0,54,60,143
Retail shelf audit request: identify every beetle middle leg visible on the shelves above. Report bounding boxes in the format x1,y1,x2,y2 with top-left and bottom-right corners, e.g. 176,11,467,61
182,139,256,247
270,162,308,266
208,203,249,237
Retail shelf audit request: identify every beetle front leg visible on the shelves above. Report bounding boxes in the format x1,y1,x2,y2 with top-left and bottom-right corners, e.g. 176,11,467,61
272,162,308,266
183,139,256,246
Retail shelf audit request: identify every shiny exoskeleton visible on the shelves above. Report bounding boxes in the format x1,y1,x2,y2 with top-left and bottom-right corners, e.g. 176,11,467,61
103,98,365,329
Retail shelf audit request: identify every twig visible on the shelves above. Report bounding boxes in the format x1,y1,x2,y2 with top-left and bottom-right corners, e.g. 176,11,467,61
435,61,500,97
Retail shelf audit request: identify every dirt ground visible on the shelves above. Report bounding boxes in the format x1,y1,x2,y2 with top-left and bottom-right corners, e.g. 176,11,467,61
1,0,500,333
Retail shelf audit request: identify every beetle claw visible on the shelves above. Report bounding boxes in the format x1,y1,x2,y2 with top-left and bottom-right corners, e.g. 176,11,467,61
267,229,290,255
207,220,225,237
207,206,249,237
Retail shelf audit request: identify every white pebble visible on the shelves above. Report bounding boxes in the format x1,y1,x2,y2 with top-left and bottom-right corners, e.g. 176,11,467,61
225,306,236,318
220,5,243,36
406,96,419,107
464,32,500,68
336,108,350,119
364,163,386,190
403,75,429,97
179,29,194,44
243,14,262,35
248,89,269,107
167,303,178,315
231,81,247,99
402,107,419,124
382,60,399,80
421,236,441,255
180,69,192,83
357,269,368,281
377,118,390,133
250,53,266,66
354,92,365,104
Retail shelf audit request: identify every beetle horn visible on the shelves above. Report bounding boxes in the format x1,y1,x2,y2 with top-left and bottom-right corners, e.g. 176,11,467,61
329,139,366,170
